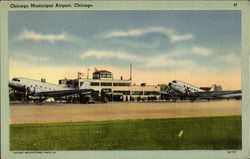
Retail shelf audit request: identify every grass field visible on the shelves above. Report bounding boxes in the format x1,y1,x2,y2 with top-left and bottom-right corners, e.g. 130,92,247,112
10,116,241,150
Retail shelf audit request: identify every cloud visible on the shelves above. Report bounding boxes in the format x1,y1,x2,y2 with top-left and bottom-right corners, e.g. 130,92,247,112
171,46,213,57
144,54,195,68
171,34,194,42
191,46,212,56
16,29,69,43
217,53,241,65
105,27,194,42
80,50,196,69
15,52,50,63
80,50,145,62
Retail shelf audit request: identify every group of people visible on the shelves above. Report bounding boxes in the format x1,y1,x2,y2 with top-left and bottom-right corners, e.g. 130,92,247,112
124,96,157,102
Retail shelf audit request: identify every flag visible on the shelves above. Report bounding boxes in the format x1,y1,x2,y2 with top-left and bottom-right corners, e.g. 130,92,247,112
78,72,84,78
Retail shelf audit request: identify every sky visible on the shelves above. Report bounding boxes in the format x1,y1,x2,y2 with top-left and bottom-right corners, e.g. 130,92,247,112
9,10,241,90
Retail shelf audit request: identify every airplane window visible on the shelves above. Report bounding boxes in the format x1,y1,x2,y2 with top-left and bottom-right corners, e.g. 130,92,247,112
12,78,20,82
173,81,176,83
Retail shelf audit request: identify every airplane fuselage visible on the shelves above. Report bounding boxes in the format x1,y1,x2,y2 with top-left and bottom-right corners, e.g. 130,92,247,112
168,80,205,95
9,77,74,95
168,80,241,100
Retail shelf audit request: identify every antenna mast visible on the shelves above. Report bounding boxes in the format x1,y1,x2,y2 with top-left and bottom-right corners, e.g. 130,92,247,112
130,63,132,84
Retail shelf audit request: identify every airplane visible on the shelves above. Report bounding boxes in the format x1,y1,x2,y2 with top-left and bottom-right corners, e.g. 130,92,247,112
9,77,93,104
167,80,241,101
156,86,184,101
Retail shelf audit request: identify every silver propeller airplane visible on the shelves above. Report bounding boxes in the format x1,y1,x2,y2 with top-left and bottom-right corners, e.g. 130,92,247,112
168,80,241,101
158,80,241,101
9,77,93,104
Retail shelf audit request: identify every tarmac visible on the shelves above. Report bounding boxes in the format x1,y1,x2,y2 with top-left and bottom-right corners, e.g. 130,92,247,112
9,100,241,124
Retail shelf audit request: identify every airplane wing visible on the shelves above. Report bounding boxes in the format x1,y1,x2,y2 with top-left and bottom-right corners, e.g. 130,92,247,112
156,90,185,101
191,90,242,99
155,91,170,95
33,89,93,97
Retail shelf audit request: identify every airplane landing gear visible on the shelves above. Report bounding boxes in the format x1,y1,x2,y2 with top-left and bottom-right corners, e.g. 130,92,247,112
34,96,45,105
102,96,107,103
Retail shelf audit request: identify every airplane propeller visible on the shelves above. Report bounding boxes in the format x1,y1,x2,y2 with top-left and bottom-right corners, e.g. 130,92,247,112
168,87,175,94
9,89,14,95
166,85,175,95
21,85,30,103
184,87,191,95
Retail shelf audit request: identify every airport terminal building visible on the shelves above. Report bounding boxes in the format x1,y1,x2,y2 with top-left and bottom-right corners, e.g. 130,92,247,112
58,69,160,100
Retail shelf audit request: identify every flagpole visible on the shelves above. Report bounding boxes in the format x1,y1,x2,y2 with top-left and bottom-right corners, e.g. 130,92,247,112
87,69,90,79
77,72,79,88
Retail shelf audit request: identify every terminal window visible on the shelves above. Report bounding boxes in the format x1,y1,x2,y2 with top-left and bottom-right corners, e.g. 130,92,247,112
132,91,143,95
91,82,100,86
144,91,154,95
100,74,107,78
113,83,131,86
101,82,112,86
93,74,100,79
100,74,112,78
114,91,130,95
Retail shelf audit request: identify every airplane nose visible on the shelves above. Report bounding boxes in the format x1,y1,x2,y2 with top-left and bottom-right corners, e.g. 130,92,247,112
9,81,14,87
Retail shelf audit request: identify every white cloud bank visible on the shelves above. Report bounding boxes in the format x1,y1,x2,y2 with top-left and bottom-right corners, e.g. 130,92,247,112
16,29,69,43
191,46,212,56
80,50,145,62
217,53,241,65
105,27,194,42
80,49,199,69
13,51,50,63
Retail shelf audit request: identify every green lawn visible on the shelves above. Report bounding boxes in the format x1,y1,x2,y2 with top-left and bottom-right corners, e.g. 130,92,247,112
10,116,241,150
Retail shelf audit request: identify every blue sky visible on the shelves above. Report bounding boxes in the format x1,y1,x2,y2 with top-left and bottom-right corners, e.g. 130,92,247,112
9,10,241,88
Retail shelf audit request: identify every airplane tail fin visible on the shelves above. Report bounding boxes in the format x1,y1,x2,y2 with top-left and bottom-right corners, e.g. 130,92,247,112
210,84,217,91
80,82,91,89
210,84,223,91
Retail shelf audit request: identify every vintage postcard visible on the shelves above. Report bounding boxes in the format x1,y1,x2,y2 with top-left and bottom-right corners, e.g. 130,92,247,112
1,1,249,159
